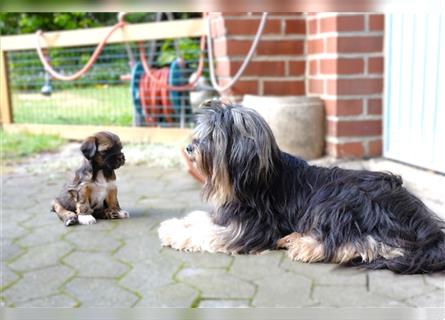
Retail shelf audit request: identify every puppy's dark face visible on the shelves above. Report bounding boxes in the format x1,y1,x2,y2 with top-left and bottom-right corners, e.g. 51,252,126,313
80,131,125,170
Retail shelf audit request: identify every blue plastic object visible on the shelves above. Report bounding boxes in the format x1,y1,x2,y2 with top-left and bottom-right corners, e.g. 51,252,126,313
169,58,191,115
130,62,145,126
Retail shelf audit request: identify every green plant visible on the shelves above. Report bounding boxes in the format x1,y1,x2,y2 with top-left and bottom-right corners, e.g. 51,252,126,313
1,130,66,162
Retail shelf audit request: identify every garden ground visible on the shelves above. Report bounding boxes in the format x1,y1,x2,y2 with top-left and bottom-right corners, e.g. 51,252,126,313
1,143,444,307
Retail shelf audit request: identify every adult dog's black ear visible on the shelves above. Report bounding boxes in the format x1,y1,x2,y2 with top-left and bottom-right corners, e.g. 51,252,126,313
80,136,97,160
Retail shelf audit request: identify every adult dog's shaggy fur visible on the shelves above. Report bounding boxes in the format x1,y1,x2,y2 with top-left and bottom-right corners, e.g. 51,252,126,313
159,100,445,274
52,131,129,226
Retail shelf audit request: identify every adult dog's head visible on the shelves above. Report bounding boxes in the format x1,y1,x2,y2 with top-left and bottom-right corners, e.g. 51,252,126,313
80,131,125,172
186,100,281,204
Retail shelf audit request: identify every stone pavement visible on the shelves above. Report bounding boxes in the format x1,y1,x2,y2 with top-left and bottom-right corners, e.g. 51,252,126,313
1,148,444,307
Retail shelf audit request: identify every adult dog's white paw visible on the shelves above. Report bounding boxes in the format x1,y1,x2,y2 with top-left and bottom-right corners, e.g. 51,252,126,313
158,211,220,253
158,218,183,247
78,214,97,225
118,210,130,219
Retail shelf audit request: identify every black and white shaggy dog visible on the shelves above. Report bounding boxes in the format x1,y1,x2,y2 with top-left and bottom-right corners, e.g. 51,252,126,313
158,100,445,274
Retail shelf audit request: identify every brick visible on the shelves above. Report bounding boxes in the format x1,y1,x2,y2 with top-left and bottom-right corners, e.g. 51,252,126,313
216,59,230,77
285,19,306,34
320,17,337,33
213,39,227,57
328,78,383,95
263,80,305,95
326,37,337,53
368,139,383,157
325,99,363,116
335,36,383,53
308,18,318,34
225,40,253,55
369,14,384,31
257,40,305,55
289,60,306,76
225,19,281,35
320,16,365,33
368,98,383,115
368,57,384,74
327,141,365,158
210,18,226,38
230,80,259,95
308,39,324,54
328,119,382,137
321,58,364,74
230,60,285,76
308,79,324,95
309,60,318,75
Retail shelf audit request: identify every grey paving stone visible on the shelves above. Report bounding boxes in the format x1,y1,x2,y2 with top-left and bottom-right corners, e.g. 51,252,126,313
2,189,39,211
161,172,201,192
119,254,182,293
176,268,255,299
17,223,69,247
138,197,188,209
64,278,138,307
21,211,60,228
163,249,233,269
64,229,121,252
15,294,78,307
135,283,199,307
63,251,129,278
2,222,29,240
313,285,407,307
9,241,73,272
252,272,315,307
369,270,434,300
405,289,445,307
111,217,158,239
2,265,74,304
1,263,20,290
280,258,367,286
166,190,204,207
1,240,23,262
229,251,283,281
114,233,162,263
199,299,250,308
424,274,445,289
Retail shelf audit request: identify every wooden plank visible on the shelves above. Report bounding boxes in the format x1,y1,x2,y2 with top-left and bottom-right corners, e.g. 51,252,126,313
0,18,207,51
2,124,194,144
0,49,13,124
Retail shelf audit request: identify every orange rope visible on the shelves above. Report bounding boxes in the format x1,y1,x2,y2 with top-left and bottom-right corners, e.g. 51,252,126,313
35,21,126,81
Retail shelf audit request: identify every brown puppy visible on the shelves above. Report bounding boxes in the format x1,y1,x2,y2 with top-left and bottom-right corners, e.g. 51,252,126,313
51,131,129,226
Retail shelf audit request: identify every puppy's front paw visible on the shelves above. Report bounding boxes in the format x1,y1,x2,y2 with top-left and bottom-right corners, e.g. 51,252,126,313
64,216,78,227
118,210,130,219
78,214,97,225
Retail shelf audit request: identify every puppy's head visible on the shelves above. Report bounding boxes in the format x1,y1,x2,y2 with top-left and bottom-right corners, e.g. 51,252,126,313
186,99,280,203
80,131,125,170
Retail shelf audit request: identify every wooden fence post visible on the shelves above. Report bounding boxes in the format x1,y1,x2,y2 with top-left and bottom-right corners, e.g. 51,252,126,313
1,49,13,124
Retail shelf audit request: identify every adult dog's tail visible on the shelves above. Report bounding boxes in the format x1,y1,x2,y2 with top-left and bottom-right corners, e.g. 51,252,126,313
349,229,445,274
378,236,445,274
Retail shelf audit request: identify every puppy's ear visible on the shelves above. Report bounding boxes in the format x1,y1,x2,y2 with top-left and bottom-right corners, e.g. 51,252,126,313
80,136,97,160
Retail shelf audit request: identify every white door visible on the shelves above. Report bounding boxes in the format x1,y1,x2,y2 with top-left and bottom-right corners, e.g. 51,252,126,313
384,13,445,173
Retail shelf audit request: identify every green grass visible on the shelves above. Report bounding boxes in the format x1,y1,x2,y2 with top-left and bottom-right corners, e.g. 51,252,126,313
12,85,133,126
1,130,66,162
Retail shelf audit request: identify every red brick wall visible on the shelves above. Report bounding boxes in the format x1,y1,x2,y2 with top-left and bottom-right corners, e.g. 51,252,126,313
212,13,384,159
211,13,307,100
306,13,384,158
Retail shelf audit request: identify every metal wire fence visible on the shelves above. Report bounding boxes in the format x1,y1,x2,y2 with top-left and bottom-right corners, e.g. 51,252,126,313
8,38,215,128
